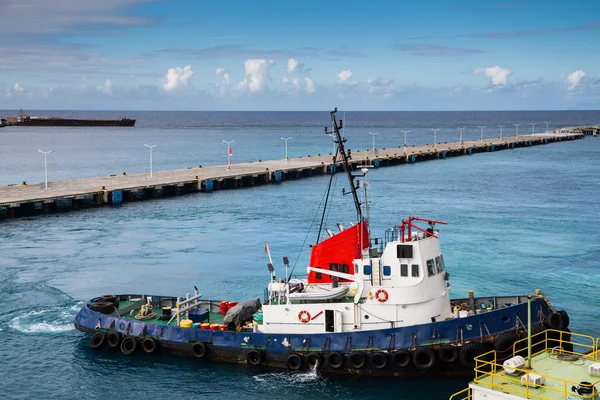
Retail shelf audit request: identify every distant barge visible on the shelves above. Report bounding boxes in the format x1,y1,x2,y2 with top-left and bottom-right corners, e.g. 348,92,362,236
1,110,135,127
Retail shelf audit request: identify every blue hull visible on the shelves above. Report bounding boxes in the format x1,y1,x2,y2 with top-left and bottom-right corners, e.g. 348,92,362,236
74,294,562,377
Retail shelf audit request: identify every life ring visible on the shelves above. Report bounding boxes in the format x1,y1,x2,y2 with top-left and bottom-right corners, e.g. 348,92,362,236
374,289,389,303
286,353,303,371
298,310,311,323
326,352,344,369
192,342,208,358
107,331,121,348
120,336,138,355
306,352,322,370
369,352,388,369
459,342,485,367
349,351,366,369
438,345,458,363
246,349,263,366
392,350,411,367
142,337,158,354
89,332,107,350
412,347,436,370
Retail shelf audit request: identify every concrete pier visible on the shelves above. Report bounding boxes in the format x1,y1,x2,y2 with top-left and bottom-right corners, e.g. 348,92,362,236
0,131,588,219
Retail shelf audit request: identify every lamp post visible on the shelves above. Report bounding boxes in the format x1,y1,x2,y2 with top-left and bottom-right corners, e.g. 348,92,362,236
38,149,52,189
514,123,521,139
545,121,550,134
280,137,291,163
223,140,234,170
400,130,410,153
457,127,465,145
144,144,156,178
478,126,486,143
498,125,505,140
530,123,536,135
369,131,379,154
431,128,440,148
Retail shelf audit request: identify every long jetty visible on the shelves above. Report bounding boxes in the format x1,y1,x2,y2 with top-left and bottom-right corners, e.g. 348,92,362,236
0,131,591,219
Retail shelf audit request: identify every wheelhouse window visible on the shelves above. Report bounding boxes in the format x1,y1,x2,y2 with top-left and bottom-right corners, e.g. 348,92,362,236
363,265,372,275
340,264,349,273
426,259,435,276
329,263,339,272
315,272,322,280
400,264,408,277
411,264,420,277
435,256,444,273
383,266,391,276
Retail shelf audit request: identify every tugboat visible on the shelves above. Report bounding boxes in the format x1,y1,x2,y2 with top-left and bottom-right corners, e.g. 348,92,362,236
74,108,571,377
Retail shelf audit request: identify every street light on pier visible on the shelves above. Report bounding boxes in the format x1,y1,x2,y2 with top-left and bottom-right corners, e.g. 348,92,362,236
544,121,550,134
530,123,536,135
498,125,505,140
369,131,379,154
223,140,234,170
280,137,291,163
478,126,486,143
400,130,410,153
38,149,52,189
457,127,465,145
431,129,440,148
514,124,521,139
144,144,157,178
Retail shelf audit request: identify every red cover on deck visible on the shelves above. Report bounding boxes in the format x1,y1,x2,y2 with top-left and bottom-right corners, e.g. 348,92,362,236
308,221,370,283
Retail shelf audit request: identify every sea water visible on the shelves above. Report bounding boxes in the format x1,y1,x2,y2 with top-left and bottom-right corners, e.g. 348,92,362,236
0,110,599,399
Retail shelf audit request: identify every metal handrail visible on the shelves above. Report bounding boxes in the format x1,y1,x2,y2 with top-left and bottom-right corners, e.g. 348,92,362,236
448,388,471,400
512,329,596,359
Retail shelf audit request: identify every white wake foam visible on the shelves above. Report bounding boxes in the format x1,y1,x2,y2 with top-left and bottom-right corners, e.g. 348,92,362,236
7,302,83,334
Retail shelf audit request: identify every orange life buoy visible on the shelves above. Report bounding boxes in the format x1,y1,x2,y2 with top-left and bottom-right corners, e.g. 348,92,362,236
375,289,389,303
298,310,311,323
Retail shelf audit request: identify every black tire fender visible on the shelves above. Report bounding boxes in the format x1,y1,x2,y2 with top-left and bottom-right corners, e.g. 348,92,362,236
107,331,121,348
246,349,263,366
89,332,107,350
392,350,411,368
412,347,436,370
326,352,344,369
192,342,208,358
306,352,322,370
120,336,137,355
142,337,158,354
369,352,388,369
459,342,485,367
286,353,303,371
438,345,458,363
89,301,115,314
544,312,563,331
348,351,366,369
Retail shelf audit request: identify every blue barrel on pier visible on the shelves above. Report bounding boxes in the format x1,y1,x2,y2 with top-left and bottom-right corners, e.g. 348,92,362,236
529,140,533,146
275,171,283,183
511,142,515,149
491,145,495,152
112,190,122,205
468,148,473,155
442,151,447,159
205,179,214,193
411,155,416,163
374,159,380,168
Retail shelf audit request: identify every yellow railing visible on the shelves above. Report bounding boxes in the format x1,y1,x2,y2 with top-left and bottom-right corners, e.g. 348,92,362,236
448,388,471,400
449,331,600,400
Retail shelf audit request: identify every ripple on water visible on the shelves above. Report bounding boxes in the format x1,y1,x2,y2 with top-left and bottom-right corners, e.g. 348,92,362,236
6,302,82,334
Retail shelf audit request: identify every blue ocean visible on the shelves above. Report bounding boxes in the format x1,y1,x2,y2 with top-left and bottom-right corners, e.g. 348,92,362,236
0,110,599,399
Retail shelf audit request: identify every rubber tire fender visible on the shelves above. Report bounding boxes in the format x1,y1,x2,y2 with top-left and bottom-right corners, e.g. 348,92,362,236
286,353,303,371
412,347,436,370
89,332,107,350
558,310,570,330
369,352,388,369
438,345,458,363
192,342,208,359
348,351,366,369
326,352,344,369
543,312,563,331
120,336,137,355
459,342,485,367
392,350,411,368
107,331,121,348
89,301,114,314
100,295,119,308
493,331,519,360
246,349,263,366
305,352,322,370
142,337,158,354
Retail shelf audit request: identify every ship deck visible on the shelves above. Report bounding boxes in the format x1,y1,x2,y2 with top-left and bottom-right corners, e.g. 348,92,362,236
114,300,226,326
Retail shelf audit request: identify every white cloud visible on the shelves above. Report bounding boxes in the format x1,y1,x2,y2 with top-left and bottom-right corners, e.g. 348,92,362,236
97,79,112,94
287,58,299,74
568,70,585,89
14,82,24,92
5,89,11,97
304,77,316,94
237,59,274,94
475,66,511,86
162,65,193,92
216,67,225,75
338,70,353,83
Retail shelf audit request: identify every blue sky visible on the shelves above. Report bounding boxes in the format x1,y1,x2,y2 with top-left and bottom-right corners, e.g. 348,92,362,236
0,0,598,110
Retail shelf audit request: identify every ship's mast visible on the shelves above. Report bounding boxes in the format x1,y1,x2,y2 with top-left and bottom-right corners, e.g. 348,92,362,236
324,108,363,221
